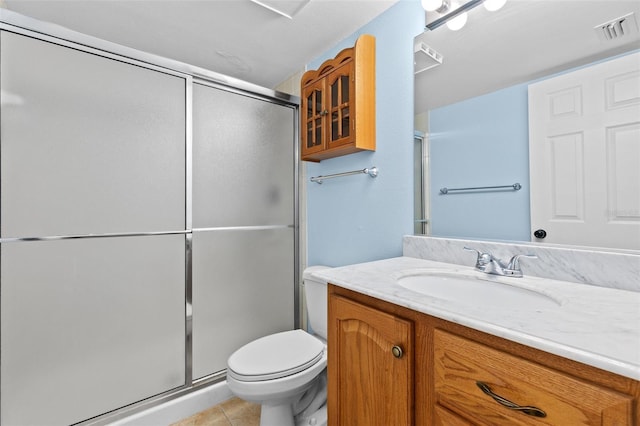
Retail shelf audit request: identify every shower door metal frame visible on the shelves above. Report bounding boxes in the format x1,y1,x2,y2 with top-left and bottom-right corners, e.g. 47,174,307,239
0,8,300,425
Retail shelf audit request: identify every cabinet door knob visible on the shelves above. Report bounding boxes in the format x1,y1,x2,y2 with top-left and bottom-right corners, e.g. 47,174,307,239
476,381,546,418
391,345,403,358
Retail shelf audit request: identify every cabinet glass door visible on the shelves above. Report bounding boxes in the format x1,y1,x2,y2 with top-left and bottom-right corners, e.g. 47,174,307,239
327,62,354,149
301,79,326,157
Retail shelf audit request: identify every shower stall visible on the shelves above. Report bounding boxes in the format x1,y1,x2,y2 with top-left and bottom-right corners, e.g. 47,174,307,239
0,10,298,425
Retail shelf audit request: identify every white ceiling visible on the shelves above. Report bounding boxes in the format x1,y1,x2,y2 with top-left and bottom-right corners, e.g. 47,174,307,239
415,0,640,112
2,0,399,89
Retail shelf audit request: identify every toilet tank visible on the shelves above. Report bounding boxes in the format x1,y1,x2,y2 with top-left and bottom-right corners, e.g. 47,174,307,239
303,266,331,340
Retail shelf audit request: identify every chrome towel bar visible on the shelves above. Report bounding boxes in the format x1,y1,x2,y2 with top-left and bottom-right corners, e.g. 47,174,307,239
310,167,378,184
440,182,521,194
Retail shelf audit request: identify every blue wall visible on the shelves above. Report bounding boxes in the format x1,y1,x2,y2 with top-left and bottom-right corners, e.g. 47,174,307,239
306,1,424,267
429,83,531,241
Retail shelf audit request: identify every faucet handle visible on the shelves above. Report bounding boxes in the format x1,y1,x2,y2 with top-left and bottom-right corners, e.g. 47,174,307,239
464,246,492,268
505,254,537,276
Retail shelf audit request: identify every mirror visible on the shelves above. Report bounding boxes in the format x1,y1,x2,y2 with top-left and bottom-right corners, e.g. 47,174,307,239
414,0,640,250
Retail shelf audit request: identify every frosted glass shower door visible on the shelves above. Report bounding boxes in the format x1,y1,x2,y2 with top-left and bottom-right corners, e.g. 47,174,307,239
192,83,296,378
1,31,187,425
0,31,186,237
1,236,186,426
192,228,294,377
192,84,295,228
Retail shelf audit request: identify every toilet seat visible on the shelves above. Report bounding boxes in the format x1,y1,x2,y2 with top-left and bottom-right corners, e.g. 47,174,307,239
227,329,324,382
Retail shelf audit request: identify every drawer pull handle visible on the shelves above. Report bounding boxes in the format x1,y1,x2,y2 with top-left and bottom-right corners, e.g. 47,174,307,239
476,381,547,418
391,345,403,358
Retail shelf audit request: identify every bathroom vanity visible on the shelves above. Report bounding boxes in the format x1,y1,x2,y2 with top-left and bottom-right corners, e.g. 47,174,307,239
318,255,640,425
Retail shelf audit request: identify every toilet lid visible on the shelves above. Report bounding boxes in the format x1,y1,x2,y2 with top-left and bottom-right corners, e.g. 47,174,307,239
227,329,324,382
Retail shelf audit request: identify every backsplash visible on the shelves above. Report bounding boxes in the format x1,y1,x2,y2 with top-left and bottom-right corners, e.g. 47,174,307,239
403,236,639,293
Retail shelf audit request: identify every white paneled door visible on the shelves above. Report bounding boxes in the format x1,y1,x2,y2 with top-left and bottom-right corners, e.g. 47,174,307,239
529,52,640,250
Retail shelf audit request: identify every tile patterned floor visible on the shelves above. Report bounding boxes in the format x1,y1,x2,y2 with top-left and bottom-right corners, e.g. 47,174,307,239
170,397,260,426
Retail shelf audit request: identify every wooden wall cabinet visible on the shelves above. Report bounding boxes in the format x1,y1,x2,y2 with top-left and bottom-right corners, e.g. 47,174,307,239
300,34,375,162
328,285,640,425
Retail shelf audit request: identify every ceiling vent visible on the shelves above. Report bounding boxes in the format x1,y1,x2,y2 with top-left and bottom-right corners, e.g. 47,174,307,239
414,42,443,74
594,12,639,41
249,0,311,19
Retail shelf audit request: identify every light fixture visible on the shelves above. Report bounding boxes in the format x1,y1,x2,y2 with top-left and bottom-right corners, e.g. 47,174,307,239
483,0,507,12
446,9,468,31
443,1,467,30
421,0,448,12
424,0,507,31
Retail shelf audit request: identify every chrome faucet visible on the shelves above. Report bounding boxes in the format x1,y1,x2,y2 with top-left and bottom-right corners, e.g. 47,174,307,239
464,247,536,278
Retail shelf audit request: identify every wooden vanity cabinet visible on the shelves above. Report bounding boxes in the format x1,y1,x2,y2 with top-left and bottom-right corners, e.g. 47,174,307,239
328,294,414,425
327,285,640,426
300,34,375,162
434,330,634,425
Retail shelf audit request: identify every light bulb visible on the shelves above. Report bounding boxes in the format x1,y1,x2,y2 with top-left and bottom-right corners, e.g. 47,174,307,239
446,11,467,30
421,0,444,12
484,0,507,12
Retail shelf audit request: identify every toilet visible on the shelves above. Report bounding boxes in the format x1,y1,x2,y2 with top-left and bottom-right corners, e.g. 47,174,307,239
226,266,330,426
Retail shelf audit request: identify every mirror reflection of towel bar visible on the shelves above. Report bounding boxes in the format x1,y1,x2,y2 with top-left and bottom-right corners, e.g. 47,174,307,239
440,183,521,194
310,167,378,184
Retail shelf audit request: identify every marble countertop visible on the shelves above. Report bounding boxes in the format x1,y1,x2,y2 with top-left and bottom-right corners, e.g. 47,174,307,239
313,256,640,381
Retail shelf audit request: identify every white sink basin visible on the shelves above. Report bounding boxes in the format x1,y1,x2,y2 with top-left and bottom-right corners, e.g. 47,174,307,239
396,269,560,309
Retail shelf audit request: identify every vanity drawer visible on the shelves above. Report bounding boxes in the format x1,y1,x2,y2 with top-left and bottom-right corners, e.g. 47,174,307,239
434,405,474,425
433,329,634,425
